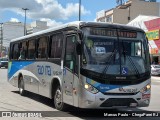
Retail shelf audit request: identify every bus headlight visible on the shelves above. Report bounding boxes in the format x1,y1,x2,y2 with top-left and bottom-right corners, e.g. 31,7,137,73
140,84,151,93
84,83,99,94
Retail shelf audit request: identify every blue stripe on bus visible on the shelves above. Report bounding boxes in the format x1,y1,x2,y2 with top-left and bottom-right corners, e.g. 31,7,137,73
8,61,34,79
86,78,123,92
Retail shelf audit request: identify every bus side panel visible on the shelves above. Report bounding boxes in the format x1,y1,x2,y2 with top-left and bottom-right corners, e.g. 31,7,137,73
8,60,63,98
8,74,18,88
8,61,34,88
37,62,62,98
8,61,39,95
73,74,79,107
19,62,39,94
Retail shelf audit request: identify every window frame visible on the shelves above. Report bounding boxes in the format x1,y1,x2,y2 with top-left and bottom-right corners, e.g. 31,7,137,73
27,39,36,60
49,33,64,59
64,34,78,74
11,43,20,60
18,41,27,60
36,36,49,60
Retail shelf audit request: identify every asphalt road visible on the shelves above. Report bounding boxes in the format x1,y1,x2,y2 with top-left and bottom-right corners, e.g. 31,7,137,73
0,68,160,120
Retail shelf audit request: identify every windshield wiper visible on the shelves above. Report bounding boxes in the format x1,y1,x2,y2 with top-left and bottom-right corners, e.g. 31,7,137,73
126,56,140,77
122,41,126,63
102,49,116,74
122,41,140,77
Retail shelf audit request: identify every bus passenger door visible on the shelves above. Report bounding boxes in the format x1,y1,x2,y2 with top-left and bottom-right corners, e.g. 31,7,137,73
63,35,77,105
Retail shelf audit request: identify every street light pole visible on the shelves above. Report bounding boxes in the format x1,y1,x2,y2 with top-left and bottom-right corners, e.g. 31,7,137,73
0,23,3,54
22,8,29,36
79,0,81,21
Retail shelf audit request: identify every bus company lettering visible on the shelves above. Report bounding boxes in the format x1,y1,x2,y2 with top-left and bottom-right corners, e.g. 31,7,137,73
53,71,62,75
37,65,51,76
100,86,110,90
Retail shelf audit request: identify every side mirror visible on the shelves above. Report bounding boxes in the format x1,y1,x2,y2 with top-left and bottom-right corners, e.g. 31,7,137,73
76,43,82,55
77,30,83,40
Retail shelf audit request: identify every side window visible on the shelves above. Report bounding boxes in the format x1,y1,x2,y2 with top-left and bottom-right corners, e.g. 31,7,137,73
50,34,63,58
28,40,35,59
9,43,13,59
12,43,19,60
65,35,77,71
131,42,143,57
37,37,48,59
19,41,27,60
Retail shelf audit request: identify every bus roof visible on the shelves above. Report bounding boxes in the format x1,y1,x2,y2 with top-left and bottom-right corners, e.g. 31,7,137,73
11,21,144,42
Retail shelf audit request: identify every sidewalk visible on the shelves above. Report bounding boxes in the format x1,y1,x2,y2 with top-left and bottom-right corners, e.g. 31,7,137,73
151,76,160,80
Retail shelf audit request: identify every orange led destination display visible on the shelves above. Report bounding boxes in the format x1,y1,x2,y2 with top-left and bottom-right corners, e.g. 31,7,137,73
90,28,137,38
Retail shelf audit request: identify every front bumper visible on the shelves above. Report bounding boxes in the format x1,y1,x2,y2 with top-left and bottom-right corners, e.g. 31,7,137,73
78,88,150,109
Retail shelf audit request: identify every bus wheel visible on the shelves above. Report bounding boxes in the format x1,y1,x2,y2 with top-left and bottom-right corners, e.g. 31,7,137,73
54,86,67,111
19,76,25,96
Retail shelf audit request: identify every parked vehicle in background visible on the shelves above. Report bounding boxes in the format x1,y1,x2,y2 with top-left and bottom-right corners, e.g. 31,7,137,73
0,57,8,68
151,65,160,76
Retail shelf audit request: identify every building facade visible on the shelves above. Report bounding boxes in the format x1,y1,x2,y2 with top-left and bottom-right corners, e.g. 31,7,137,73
1,21,48,47
3,22,24,47
128,15,160,64
145,18,160,64
0,21,48,56
26,20,48,35
97,0,160,24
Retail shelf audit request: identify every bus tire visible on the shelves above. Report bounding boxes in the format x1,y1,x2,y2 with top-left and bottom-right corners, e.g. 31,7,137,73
19,76,25,96
54,85,67,111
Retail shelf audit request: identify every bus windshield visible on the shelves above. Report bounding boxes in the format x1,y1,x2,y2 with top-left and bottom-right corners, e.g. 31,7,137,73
82,28,150,77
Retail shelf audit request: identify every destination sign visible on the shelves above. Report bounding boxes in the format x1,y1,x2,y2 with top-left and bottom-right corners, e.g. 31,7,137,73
90,28,137,38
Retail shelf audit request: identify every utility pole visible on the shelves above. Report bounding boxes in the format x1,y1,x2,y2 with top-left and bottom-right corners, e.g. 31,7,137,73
79,0,81,21
22,8,29,36
0,23,3,55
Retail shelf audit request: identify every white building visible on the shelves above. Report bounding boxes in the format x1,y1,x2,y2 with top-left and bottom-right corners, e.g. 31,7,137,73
26,20,48,35
3,22,24,47
1,20,48,48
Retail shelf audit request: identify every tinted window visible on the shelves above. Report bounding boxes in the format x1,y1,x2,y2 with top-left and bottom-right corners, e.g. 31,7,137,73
19,41,27,60
50,34,63,58
65,35,77,72
28,40,35,59
12,43,19,60
37,37,48,59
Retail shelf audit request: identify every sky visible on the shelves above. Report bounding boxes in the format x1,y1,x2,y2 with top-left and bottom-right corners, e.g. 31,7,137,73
0,0,160,27
0,0,116,26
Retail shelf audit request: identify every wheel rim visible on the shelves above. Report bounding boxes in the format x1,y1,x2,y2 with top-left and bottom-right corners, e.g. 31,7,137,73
55,88,62,107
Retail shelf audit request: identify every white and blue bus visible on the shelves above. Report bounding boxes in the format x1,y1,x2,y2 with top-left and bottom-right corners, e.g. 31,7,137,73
8,21,151,110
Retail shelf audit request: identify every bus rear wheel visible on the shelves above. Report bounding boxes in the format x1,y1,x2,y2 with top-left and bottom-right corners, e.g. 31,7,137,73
54,86,67,111
19,76,25,96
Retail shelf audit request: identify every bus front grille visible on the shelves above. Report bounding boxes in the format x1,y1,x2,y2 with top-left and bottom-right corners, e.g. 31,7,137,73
102,92,138,95
100,98,137,107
